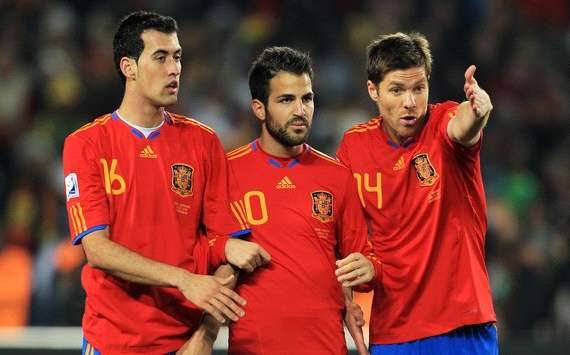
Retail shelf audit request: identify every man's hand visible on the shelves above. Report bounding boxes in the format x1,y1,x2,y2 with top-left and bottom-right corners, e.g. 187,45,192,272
225,239,271,272
335,253,375,287
345,300,369,355
176,272,245,323
464,65,492,119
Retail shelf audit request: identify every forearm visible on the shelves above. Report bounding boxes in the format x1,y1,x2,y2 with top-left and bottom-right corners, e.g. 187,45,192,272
343,286,353,304
82,228,186,287
448,101,490,146
191,264,239,343
200,264,238,329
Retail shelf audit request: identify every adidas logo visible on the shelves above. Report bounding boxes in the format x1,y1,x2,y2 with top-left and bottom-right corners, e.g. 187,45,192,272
140,145,157,158
276,176,296,189
393,156,405,171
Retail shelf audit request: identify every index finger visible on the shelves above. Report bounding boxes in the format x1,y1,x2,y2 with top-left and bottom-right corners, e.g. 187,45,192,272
220,286,246,306
336,253,359,268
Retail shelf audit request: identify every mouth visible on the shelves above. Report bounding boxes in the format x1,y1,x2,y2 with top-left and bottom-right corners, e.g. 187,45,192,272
287,118,308,129
166,81,179,94
399,115,418,127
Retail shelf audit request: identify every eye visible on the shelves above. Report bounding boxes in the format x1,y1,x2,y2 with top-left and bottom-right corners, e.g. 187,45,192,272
302,95,313,103
414,85,425,93
280,97,293,103
155,56,166,63
390,87,401,95
174,54,182,62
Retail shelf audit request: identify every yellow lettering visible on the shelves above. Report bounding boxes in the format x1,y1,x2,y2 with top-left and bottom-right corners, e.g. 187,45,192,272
243,190,268,225
353,172,382,209
100,159,126,195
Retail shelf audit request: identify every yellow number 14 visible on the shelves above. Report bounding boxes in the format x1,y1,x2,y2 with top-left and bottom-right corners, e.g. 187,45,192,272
353,172,382,209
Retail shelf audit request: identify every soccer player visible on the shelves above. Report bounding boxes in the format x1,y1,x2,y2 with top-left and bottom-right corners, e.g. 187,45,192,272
221,46,382,355
63,11,269,354
336,32,498,354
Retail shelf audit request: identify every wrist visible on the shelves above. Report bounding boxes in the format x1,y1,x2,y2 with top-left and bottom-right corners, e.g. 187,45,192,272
172,268,191,289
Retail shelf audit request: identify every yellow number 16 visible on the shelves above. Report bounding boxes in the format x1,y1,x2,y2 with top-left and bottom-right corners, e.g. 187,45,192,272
100,158,126,195
353,172,382,209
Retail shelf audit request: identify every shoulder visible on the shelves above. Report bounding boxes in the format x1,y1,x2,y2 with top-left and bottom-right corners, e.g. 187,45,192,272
429,101,459,118
67,113,113,139
167,112,217,136
308,146,349,171
340,117,381,149
226,143,255,162
343,117,381,137
65,113,114,147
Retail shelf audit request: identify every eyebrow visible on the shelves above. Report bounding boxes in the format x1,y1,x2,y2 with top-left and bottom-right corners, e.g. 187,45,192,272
276,92,314,99
388,78,427,86
151,48,182,56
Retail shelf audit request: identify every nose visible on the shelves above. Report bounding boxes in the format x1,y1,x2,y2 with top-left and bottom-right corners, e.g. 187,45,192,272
403,91,416,110
168,57,181,76
294,100,305,116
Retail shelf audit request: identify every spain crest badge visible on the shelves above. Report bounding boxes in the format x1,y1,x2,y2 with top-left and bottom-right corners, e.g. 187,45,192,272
171,163,194,197
411,153,438,186
311,191,334,223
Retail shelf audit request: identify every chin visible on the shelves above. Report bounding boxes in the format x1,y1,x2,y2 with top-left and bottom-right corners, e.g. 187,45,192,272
160,97,178,107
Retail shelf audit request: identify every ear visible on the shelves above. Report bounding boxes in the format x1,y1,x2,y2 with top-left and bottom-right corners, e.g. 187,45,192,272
120,57,137,81
251,99,266,122
367,80,379,102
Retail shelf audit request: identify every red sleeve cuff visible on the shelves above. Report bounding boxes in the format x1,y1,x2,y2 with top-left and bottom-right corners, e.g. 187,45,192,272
207,234,229,269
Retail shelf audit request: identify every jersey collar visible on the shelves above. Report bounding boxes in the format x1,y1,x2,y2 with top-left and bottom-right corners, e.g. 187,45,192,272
251,139,307,169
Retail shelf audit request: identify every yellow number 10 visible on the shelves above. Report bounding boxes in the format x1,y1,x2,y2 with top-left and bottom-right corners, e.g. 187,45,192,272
353,172,382,209
243,191,269,225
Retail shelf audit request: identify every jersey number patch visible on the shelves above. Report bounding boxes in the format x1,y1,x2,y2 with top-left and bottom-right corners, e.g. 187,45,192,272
100,159,126,195
353,172,382,209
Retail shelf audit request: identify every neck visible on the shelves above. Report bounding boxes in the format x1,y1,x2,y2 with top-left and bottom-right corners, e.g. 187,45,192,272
259,134,304,158
118,88,165,128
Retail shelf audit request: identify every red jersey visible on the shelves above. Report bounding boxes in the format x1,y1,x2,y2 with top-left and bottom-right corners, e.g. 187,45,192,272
337,102,496,344
62,111,245,354
226,141,381,355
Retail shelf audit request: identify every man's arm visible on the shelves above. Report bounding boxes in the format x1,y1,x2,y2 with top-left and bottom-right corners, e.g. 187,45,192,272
82,228,245,323
343,287,369,355
176,264,238,355
447,65,493,147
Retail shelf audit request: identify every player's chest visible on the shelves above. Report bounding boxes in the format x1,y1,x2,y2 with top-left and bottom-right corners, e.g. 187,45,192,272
350,142,445,210
97,137,205,200
232,170,339,229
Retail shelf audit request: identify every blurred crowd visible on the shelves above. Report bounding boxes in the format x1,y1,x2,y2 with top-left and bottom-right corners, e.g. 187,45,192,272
0,0,568,347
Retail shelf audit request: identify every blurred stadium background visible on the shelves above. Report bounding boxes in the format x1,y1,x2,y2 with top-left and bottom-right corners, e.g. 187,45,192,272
0,0,568,354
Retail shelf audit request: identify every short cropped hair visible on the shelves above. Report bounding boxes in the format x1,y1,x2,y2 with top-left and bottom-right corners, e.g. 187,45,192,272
367,32,432,85
113,10,178,85
248,46,313,105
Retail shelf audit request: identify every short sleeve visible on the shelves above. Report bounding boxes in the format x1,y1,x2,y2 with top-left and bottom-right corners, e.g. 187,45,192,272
63,134,110,244
336,171,381,291
201,133,250,268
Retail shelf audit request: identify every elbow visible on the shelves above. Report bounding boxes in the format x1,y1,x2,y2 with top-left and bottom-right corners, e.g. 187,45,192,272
81,233,109,269
83,244,105,269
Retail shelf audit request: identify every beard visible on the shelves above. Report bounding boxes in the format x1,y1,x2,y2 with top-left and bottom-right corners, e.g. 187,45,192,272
265,111,311,147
